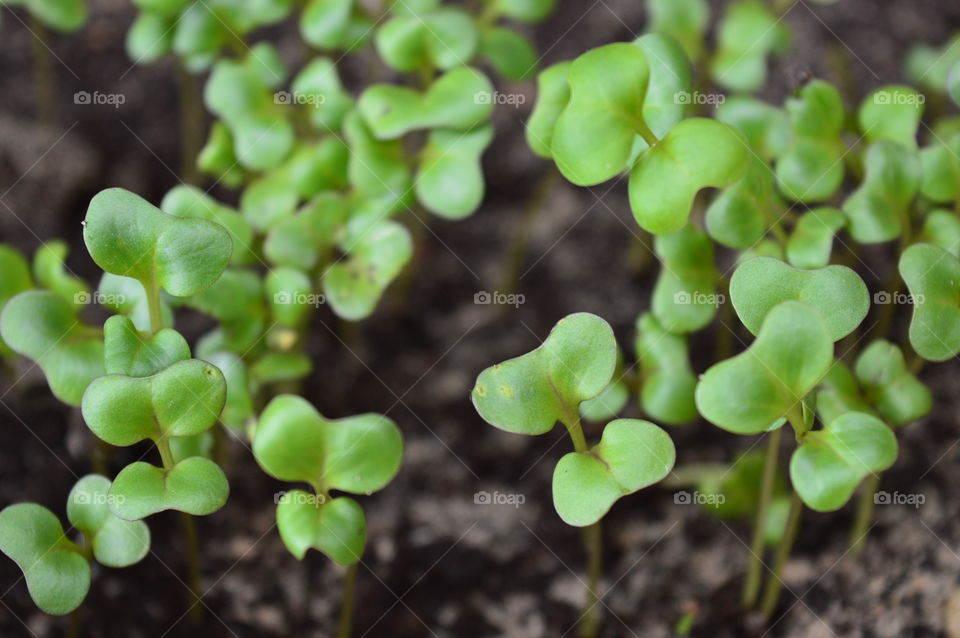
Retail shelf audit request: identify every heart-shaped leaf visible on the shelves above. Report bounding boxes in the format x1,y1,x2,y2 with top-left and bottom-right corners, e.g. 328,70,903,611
646,0,708,61
842,140,921,243
263,193,350,270
254,394,403,494
472,313,617,435
899,243,960,361
0,291,104,406
323,220,413,321
109,457,229,520
710,0,788,93
705,154,784,249
478,26,537,80
786,207,846,269
695,300,834,435
858,86,924,148
104,315,190,377
629,118,749,234
374,6,476,71
291,58,354,132
277,493,365,564
0,504,89,615
854,339,931,426
416,125,494,219
188,268,266,353
552,419,675,526
358,67,493,140
126,10,172,64
67,475,150,568
84,188,232,298
160,186,256,266
281,139,350,198
32,241,88,307
919,133,960,203
716,96,790,159
775,80,845,203
651,224,719,333
730,257,869,341
526,61,571,158
635,313,698,425
815,362,870,426
790,412,897,512
81,359,226,447
240,172,299,232
551,43,651,185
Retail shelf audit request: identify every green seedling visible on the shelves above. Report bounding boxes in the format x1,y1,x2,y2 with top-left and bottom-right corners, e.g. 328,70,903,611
858,86,924,149
252,395,402,633
899,243,960,361
706,155,785,250
0,474,149,615
842,140,921,243
651,224,719,333
919,210,960,258
3,0,87,31
854,340,931,426
634,313,698,425
710,0,788,93
0,245,33,358
645,0,708,61
785,207,846,270
472,313,675,637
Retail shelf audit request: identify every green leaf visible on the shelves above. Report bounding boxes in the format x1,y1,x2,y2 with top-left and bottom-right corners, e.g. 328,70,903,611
472,313,616,435
323,220,412,321
84,188,232,298
126,10,173,64
919,209,960,259
343,111,413,209
695,300,833,435
486,0,555,23
711,0,787,93
730,257,869,341
263,193,350,270
479,26,537,80
103,315,190,377
416,125,493,219
645,0,709,61
651,224,719,333
854,340,931,426
635,313,697,425
161,185,256,266
281,140,350,199
203,352,254,431
97,273,172,333
254,394,403,493
580,377,629,423
109,457,229,520
300,0,352,49
551,43,650,185
81,359,226,447
631,33,692,147
240,172,299,232
858,86,924,148
22,0,87,31
0,245,33,355
786,207,846,269
775,80,845,203
815,362,870,426
842,140,921,243
0,504,89,615
33,241,88,306
553,419,675,526
197,122,245,188
629,118,749,234
716,96,790,159
705,154,783,250
358,67,493,140
249,351,312,387
919,133,960,203
277,493,365,564
66,475,150,568
266,268,314,328
790,412,897,512
899,243,960,361
525,61,571,158
374,7,477,72
0,291,104,406
187,268,266,353
291,58,354,132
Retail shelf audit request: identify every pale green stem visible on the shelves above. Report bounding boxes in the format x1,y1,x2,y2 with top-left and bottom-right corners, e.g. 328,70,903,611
760,490,803,620
742,426,781,608
849,472,880,555
338,562,359,638
147,277,163,336
579,521,602,638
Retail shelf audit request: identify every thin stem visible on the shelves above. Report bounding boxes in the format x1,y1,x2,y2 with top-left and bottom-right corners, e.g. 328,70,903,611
635,117,659,148
849,473,880,555
29,14,56,128
338,562,359,638
497,167,560,296
146,277,163,336
579,521,602,638
760,491,803,621
563,412,588,453
176,64,203,186
743,426,781,608
66,605,82,638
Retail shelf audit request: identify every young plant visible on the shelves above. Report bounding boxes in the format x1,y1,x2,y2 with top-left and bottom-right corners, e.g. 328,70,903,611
251,395,403,638
472,313,676,638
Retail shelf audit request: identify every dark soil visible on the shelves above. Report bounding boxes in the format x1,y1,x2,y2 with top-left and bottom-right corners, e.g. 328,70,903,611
1,0,960,637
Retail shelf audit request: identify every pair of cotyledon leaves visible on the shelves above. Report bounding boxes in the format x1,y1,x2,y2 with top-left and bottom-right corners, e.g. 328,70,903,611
0,475,149,615
471,313,676,527
527,38,749,235
252,395,403,565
